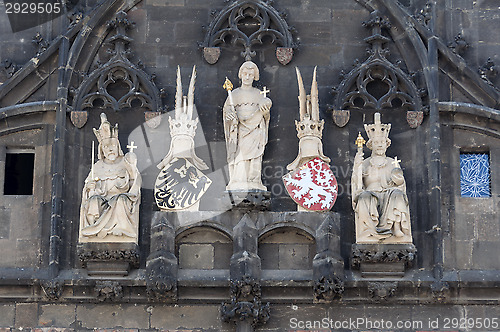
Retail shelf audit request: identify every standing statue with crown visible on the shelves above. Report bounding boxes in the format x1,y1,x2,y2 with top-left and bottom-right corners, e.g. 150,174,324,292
222,61,272,192
79,113,142,243
351,113,412,243
282,67,338,211
154,66,212,211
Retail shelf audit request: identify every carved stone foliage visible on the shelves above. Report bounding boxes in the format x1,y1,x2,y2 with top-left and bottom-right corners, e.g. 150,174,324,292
200,0,297,64
77,247,140,269
368,282,397,301
448,33,469,56
331,11,423,128
431,280,450,303
478,57,498,86
313,276,344,303
40,280,64,301
94,281,123,302
221,275,270,327
3,59,19,78
71,11,163,128
351,244,417,269
146,274,177,302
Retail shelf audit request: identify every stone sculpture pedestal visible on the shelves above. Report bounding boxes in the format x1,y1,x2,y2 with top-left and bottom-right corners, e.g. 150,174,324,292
77,242,140,277
351,243,416,278
220,190,271,211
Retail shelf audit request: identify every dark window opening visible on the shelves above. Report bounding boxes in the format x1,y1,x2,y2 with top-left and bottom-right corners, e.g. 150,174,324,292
4,151,35,195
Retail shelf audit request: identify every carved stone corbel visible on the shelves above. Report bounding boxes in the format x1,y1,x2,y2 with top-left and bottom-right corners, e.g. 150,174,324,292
94,280,123,302
221,275,270,329
40,280,64,301
368,281,397,301
431,280,450,303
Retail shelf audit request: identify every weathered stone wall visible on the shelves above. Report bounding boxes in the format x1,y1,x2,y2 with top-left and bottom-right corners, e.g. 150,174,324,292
1,303,500,331
0,0,499,331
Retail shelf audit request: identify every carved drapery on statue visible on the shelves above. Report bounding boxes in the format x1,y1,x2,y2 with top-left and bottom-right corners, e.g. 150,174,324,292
223,61,271,191
283,67,337,211
79,113,141,243
200,0,297,64
70,11,163,128
155,66,211,211
351,113,412,244
331,11,424,128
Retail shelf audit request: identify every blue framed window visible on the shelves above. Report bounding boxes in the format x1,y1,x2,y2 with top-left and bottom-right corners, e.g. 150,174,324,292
460,153,491,198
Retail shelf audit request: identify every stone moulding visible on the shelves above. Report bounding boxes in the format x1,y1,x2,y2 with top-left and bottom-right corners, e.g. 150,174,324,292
332,11,424,128
200,0,297,64
351,243,417,269
77,245,140,269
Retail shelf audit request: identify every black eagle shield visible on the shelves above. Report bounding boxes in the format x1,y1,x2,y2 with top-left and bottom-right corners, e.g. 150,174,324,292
154,158,212,210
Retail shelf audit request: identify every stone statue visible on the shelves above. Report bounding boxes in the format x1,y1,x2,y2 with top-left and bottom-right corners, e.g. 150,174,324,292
223,61,271,191
155,66,212,211
79,113,142,243
351,113,412,243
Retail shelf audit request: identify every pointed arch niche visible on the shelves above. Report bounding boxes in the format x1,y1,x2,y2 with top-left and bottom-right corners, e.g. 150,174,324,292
332,11,424,129
70,11,163,128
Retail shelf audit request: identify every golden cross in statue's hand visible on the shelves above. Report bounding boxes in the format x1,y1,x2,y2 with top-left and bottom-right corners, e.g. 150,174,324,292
260,86,270,98
127,141,138,153
392,156,401,167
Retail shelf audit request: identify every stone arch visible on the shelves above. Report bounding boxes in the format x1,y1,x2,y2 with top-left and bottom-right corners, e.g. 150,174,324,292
258,226,315,271
176,226,232,270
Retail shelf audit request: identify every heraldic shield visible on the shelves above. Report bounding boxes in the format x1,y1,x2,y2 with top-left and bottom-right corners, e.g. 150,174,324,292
282,157,338,211
155,158,212,210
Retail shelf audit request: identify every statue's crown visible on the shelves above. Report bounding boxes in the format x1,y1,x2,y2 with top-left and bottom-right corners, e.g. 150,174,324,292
364,112,391,141
170,65,198,138
295,114,324,139
93,113,119,142
169,113,198,138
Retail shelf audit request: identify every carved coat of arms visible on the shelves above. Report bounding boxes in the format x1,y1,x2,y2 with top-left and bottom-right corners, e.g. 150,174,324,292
155,158,212,210
282,157,338,211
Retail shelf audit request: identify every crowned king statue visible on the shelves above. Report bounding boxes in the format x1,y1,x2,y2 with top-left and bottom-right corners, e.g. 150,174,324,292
79,113,142,243
351,113,413,243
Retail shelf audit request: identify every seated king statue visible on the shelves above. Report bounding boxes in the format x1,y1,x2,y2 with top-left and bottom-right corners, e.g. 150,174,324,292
79,113,142,243
351,113,412,243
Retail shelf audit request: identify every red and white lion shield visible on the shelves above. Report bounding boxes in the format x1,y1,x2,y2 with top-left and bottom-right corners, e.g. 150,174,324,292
282,158,338,211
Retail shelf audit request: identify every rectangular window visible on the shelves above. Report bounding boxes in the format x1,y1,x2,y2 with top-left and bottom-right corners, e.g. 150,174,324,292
4,149,35,195
460,152,491,198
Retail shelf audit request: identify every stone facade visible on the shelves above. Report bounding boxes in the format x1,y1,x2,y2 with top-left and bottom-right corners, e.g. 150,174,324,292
0,0,499,331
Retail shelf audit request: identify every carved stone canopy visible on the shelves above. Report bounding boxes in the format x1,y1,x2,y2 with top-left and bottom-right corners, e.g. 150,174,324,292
201,0,297,64
71,11,163,128
332,11,424,128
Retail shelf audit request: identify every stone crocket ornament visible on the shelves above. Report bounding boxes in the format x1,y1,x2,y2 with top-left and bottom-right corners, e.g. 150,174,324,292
155,66,212,211
282,67,337,211
79,113,142,243
351,112,413,243
222,61,271,191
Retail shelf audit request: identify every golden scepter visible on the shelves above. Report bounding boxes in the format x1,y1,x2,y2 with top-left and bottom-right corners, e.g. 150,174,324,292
355,132,366,191
223,77,237,121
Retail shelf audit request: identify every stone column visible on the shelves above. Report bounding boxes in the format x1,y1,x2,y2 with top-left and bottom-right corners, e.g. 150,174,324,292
313,214,345,302
146,213,178,301
221,214,269,331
